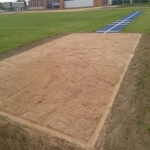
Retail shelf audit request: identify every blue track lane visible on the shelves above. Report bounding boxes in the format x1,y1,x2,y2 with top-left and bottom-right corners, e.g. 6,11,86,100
96,11,142,33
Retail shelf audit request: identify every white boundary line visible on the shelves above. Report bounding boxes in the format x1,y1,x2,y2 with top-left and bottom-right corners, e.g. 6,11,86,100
109,22,129,25
105,31,119,33
113,21,131,23
109,24,128,26
96,30,119,33
111,22,130,24
117,19,132,21
104,11,140,33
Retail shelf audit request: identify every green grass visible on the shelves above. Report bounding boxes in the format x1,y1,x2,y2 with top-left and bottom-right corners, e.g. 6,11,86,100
135,37,150,136
120,8,150,32
148,127,150,134
0,7,150,53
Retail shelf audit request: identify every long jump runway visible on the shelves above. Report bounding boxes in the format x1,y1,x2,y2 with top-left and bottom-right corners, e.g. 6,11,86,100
0,33,141,150
96,11,141,33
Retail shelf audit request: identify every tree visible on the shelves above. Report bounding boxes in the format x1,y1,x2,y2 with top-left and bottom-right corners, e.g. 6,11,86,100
0,2,5,10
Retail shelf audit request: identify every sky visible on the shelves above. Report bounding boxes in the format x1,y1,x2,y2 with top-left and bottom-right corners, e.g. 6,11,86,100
0,0,28,2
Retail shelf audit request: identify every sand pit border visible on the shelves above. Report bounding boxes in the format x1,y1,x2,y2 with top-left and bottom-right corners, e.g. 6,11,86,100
91,34,142,149
0,34,142,150
0,110,93,150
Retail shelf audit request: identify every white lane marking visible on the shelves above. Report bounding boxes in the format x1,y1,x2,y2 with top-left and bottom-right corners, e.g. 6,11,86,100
111,22,130,24
108,24,128,26
104,11,140,33
96,30,119,33
117,20,132,21
96,31,106,33
113,21,131,23
105,31,119,33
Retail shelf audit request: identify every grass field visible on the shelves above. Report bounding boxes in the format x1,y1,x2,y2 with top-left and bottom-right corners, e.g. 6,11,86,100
0,7,150,54
1,7,150,150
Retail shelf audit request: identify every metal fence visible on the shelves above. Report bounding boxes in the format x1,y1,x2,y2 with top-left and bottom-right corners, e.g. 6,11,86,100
112,0,149,5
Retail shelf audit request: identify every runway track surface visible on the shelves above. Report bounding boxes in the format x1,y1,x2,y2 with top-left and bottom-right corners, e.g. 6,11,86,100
96,11,141,33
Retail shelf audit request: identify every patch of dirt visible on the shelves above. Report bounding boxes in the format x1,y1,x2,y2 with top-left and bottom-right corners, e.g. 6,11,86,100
100,34,150,150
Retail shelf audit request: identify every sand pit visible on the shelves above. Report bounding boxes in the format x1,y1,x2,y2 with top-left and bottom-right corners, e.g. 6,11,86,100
0,33,141,150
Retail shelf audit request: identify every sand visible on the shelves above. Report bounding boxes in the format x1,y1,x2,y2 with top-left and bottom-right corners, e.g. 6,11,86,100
0,33,141,150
